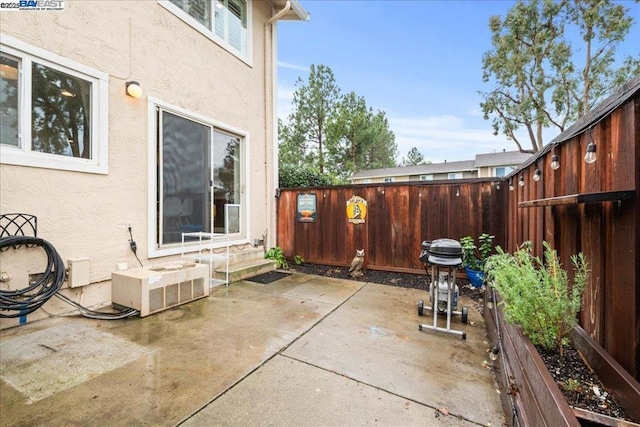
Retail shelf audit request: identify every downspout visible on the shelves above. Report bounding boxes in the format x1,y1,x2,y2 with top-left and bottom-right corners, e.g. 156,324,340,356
264,1,291,250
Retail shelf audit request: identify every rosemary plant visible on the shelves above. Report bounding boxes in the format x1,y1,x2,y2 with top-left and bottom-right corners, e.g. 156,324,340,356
484,242,589,356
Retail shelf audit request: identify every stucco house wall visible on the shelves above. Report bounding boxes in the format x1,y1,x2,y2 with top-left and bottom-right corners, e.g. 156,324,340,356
0,1,300,328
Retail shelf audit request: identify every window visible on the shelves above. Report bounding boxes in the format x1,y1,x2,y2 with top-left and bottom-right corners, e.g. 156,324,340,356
153,102,245,251
420,174,433,181
162,0,250,61
0,35,108,174
448,172,463,179
383,177,395,183
493,166,514,177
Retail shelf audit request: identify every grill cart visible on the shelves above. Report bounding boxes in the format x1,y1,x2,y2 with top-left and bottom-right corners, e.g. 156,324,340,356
417,238,468,339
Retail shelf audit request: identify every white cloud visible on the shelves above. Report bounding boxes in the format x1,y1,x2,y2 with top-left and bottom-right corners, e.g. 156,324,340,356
277,61,309,72
389,115,514,163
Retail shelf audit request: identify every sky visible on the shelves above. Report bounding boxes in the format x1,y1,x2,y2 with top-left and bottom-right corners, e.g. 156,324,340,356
276,0,640,164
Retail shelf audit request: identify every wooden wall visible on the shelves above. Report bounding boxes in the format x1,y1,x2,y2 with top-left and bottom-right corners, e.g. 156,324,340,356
506,96,639,380
277,180,506,274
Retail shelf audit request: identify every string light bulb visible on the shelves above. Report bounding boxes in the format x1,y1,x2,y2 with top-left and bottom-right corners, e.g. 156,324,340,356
585,142,597,164
509,179,514,191
518,175,524,187
551,154,560,170
533,169,541,182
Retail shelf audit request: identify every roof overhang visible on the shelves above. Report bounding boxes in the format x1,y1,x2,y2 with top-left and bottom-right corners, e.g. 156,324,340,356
270,0,310,21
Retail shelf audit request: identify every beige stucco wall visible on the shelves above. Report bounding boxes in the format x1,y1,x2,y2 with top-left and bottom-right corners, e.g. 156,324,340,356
0,1,280,328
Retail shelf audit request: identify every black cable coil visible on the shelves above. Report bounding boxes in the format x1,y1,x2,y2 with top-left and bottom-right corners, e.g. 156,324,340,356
0,235,65,318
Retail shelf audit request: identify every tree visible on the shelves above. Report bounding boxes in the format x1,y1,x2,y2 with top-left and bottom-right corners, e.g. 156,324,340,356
480,0,640,153
279,65,397,183
285,64,340,173
400,147,429,166
326,92,397,181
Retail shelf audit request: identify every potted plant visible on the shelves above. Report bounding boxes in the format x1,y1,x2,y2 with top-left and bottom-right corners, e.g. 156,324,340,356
460,233,494,287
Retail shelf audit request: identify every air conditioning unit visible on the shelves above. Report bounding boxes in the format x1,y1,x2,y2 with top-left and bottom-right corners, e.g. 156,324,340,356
111,262,210,317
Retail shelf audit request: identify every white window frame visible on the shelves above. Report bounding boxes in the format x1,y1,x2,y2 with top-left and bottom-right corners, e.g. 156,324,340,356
158,0,253,66
147,97,251,258
420,174,433,181
448,172,463,179
0,34,109,174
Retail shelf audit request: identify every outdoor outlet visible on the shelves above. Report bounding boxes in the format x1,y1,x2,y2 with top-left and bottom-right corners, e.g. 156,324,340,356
253,239,264,247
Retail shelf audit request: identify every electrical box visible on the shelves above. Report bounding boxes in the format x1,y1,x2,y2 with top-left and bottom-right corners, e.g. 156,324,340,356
68,258,90,288
111,262,209,317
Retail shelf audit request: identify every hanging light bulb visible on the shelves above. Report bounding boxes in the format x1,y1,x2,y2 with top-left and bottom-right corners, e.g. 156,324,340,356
518,175,524,187
489,344,500,361
486,293,494,310
551,154,560,170
508,179,514,191
533,169,541,182
496,183,501,190
585,142,597,163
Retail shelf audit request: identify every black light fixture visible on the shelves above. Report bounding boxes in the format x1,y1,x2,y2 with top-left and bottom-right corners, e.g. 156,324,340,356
533,169,541,182
126,81,142,98
551,154,560,170
518,175,524,187
585,127,597,163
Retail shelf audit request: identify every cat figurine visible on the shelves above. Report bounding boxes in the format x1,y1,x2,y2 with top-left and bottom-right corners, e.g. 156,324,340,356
349,249,365,278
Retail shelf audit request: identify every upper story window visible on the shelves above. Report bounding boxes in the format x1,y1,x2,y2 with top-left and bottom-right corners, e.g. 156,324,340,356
0,35,108,174
420,174,433,181
493,166,515,177
448,172,463,179
383,177,395,183
163,0,250,61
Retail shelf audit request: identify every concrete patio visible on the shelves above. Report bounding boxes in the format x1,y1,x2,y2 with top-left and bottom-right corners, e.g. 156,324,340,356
0,273,505,426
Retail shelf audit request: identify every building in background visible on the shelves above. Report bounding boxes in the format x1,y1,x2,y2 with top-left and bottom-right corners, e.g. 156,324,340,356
350,150,532,183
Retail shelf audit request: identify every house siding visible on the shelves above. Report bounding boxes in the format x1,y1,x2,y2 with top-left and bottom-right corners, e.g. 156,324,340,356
0,1,279,327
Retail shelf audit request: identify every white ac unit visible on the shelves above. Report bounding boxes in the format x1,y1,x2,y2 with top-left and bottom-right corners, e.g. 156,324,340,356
111,262,210,317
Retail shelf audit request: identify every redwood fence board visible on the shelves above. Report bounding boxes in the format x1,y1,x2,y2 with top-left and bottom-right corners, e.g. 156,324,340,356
276,92,639,380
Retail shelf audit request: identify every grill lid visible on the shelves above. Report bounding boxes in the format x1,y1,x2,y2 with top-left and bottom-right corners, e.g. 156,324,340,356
424,238,463,266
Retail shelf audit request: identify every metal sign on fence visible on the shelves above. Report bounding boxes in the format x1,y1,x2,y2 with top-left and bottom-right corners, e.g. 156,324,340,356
346,195,367,224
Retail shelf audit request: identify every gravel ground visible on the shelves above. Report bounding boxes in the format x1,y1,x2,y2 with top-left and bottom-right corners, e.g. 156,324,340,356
288,262,636,423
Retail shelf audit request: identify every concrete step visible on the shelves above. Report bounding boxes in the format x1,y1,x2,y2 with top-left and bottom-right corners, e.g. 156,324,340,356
213,258,276,284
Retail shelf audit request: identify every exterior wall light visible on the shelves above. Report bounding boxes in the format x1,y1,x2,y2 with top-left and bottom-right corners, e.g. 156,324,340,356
533,169,541,182
126,81,142,98
551,154,560,170
518,175,525,187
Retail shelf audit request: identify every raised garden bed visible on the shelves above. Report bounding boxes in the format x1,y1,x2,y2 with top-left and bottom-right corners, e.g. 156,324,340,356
484,291,640,426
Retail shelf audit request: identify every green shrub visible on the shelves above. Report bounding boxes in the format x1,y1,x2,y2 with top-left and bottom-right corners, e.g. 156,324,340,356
460,233,494,271
265,247,289,269
265,248,304,269
484,242,589,356
279,165,332,188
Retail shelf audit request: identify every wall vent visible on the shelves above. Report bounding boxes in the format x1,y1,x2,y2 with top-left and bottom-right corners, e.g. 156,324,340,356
111,263,209,317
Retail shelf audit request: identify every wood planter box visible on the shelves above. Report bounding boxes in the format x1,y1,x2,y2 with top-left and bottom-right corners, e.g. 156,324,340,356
485,292,640,426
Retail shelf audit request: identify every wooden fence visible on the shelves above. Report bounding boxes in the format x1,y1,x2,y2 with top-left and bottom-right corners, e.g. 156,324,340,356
277,179,506,274
276,78,639,380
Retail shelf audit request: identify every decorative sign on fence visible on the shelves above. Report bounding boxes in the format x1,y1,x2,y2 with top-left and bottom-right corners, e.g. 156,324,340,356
297,193,317,222
346,195,367,224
